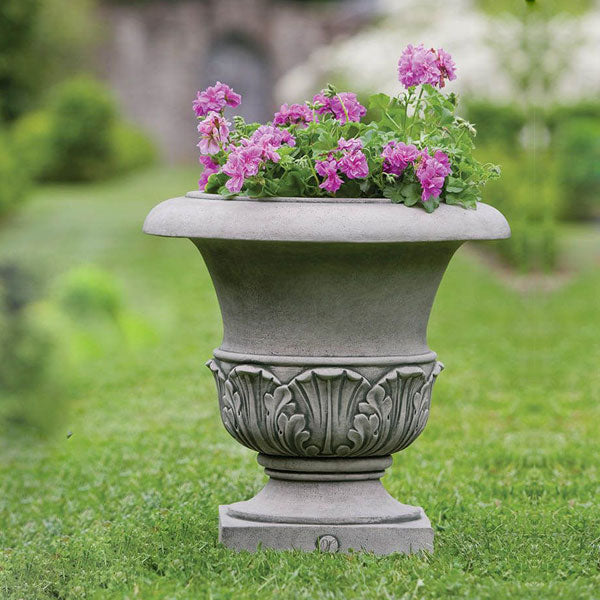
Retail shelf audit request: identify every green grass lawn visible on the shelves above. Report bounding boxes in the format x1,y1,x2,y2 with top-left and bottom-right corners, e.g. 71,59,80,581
0,168,599,599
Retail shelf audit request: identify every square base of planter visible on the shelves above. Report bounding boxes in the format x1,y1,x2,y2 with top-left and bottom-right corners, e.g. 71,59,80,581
218,505,434,555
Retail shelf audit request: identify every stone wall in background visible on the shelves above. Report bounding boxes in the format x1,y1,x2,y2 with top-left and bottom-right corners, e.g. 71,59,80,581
95,0,374,163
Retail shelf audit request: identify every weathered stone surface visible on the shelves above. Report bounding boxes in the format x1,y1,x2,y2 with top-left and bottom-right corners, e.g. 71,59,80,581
219,506,434,555
208,359,444,457
143,194,510,554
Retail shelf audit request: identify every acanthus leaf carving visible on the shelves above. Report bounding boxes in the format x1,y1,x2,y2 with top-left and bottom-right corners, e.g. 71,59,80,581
207,359,444,457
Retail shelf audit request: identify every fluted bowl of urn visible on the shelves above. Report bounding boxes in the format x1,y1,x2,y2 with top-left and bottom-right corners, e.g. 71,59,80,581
143,191,509,555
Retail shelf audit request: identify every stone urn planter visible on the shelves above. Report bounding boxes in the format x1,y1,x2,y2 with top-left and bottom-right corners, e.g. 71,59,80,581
143,191,509,554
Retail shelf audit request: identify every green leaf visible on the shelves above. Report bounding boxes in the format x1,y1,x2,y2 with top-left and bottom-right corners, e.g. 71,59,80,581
204,172,228,194
244,178,265,197
383,185,404,204
217,185,235,198
445,176,465,193
368,93,391,111
422,197,439,213
313,131,337,153
278,170,311,196
440,107,455,126
444,193,461,205
359,180,371,193
338,180,362,198
400,183,421,206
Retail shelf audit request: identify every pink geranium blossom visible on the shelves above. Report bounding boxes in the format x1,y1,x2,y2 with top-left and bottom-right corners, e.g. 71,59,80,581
273,103,313,128
222,145,263,193
436,48,457,85
336,137,368,179
197,112,230,155
249,125,296,163
398,44,440,88
337,137,363,153
198,155,220,190
193,82,241,117
315,158,343,193
221,126,296,194
315,137,369,192
416,148,452,202
312,91,366,124
398,45,457,89
381,141,419,176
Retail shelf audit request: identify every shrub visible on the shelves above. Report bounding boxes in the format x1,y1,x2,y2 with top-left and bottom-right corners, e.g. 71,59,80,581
0,129,31,218
111,122,157,175
53,265,157,362
0,0,95,122
56,265,122,320
545,100,600,132
0,264,56,399
554,117,600,220
479,144,561,271
45,77,117,181
463,100,526,149
11,79,156,183
10,110,54,180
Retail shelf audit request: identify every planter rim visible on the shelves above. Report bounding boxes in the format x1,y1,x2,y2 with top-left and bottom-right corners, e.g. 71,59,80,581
143,192,510,243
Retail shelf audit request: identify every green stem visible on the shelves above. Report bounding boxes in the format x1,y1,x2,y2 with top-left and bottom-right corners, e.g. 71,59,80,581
308,159,321,191
409,87,425,138
402,89,412,130
384,110,401,131
336,94,350,124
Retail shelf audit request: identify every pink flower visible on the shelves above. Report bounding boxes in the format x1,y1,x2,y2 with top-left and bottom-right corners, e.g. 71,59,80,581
398,44,440,88
193,81,241,117
315,158,343,193
222,144,263,193
337,137,368,179
312,91,366,124
249,125,295,163
397,45,456,89
312,92,329,114
330,93,366,124
338,151,368,179
432,149,451,175
436,48,457,86
198,155,220,190
337,137,363,153
381,141,419,176
416,148,452,202
273,103,313,128
197,112,230,155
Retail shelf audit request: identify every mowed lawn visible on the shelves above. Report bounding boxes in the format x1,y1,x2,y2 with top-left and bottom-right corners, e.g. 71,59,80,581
0,168,599,599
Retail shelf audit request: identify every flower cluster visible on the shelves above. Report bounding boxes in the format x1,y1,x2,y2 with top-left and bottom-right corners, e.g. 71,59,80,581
273,103,313,128
312,91,366,124
198,155,220,190
416,149,452,202
192,44,499,212
382,141,419,176
381,142,451,202
221,125,296,193
315,137,369,193
397,44,457,89
196,112,230,155
193,81,241,117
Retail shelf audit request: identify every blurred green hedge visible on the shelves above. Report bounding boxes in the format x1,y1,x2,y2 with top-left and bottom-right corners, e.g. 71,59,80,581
466,100,600,222
0,262,157,434
11,77,157,183
0,128,31,218
479,145,561,271
0,0,95,123
554,117,600,220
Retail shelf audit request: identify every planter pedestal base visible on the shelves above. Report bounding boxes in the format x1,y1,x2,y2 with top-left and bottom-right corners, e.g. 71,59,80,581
218,454,433,555
219,506,433,555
